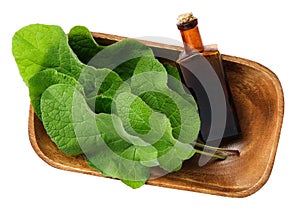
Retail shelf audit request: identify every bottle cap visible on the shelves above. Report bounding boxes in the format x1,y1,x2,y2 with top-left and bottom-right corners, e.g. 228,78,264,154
177,12,198,30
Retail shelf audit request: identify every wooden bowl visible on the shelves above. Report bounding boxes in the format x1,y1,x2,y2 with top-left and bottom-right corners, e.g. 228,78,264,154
28,32,284,198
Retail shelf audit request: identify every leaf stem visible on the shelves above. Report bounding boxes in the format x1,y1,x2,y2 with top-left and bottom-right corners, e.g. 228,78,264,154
194,142,240,156
194,149,227,160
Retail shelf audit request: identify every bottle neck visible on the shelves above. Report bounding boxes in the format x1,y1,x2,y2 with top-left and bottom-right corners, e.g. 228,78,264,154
177,19,204,54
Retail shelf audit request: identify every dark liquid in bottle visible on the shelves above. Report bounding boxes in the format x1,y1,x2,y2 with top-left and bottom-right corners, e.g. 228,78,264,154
177,51,241,143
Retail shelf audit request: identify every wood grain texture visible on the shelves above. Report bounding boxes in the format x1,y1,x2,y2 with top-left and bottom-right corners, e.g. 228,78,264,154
28,33,284,197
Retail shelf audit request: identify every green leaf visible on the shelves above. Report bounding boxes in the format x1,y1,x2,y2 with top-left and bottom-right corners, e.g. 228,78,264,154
121,179,146,189
140,91,200,143
156,141,195,172
40,84,86,155
12,24,84,85
72,36,154,80
41,84,153,187
28,69,82,119
130,57,200,144
139,92,182,139
78,66,130,113
164,63,181,80
114,92,153,135
68,26,104,64
163,63,196,105
41,83,194,186
113,91,195,171
13,24,202,189
131,57,168,91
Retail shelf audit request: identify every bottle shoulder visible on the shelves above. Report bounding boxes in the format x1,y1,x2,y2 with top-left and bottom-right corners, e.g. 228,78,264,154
177,44,221,62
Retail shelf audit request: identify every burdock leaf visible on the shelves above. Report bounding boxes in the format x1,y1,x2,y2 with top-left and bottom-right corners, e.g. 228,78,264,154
40,84,153,188
114,91,195,171
12,24,84,85
164,63,196,105
68,26,104,64
79,66,130,113
68,27,154,81
28,68,82,119
13,24,201,189
130,57,200,143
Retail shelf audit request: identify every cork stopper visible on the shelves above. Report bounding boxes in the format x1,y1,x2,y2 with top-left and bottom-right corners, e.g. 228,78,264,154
177,12,198,31
177,12,196,25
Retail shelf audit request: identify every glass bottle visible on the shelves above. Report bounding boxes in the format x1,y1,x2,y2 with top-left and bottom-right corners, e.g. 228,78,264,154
176,13,241,143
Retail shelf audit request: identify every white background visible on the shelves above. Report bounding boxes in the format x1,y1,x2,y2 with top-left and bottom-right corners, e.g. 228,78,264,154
1,0,298,215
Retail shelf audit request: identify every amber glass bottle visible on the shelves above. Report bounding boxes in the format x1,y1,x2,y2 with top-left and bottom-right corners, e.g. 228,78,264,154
176,13,241,143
